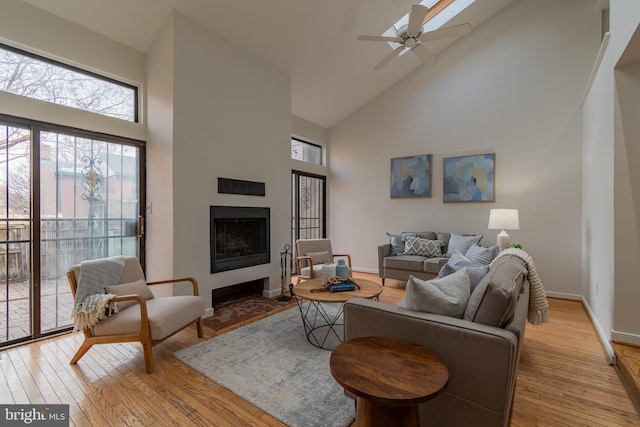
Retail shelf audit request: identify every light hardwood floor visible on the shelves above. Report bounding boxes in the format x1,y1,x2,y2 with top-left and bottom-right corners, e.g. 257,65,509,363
0,274,638,426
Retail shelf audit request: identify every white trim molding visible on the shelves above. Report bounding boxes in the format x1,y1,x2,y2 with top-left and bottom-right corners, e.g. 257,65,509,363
611,330,640,347
581,297,616,364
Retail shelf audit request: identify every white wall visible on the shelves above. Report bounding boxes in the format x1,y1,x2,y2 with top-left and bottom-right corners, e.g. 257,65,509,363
145,17,175,296
329,0,600,296
582,34,615,352
583,0,640,351
157,12,292,303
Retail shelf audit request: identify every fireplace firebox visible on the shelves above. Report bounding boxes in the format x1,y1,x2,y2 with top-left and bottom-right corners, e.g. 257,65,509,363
210,206,270,273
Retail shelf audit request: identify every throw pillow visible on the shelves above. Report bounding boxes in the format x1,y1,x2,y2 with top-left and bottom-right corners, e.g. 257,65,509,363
308,251,331,264
465,244,499,265
402,269,471,318
403,236,444,257
105,278,155,310
438,255,489,292
387,232,417,256
446,233,482,257
463,255,527,327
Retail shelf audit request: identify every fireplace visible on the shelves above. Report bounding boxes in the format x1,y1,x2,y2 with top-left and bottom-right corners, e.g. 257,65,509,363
210,206,270,273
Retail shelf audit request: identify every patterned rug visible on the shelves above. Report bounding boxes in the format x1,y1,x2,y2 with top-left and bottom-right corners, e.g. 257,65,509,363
203,292,297,330
175,305,354,427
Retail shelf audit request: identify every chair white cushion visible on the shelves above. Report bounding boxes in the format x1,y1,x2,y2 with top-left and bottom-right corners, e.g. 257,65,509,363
93,296,205,340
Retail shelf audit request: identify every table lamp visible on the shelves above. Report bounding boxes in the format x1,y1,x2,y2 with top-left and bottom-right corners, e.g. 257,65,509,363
488,209,519,251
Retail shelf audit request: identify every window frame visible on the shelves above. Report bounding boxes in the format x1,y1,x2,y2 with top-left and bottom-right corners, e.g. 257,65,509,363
0,43,139,123
291,137,323,166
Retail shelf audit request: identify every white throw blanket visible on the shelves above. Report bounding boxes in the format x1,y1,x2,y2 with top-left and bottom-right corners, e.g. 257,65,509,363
491,248,549,326
72,256,126,332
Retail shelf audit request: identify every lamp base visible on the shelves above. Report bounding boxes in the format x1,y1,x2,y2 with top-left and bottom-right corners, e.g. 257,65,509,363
497,230,510,252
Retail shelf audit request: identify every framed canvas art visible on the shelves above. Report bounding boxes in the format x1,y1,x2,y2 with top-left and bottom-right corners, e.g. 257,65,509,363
390,154,432,198
443,153,495,202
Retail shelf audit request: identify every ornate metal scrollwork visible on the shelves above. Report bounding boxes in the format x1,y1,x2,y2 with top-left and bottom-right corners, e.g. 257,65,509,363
81,155,103,201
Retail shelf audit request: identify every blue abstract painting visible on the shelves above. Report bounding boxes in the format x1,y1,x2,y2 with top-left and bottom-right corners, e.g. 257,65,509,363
390,154,432,198
443,153,495,202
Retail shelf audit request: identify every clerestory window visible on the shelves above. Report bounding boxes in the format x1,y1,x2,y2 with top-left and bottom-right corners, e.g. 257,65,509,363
291,137,322,165
0,43,138,122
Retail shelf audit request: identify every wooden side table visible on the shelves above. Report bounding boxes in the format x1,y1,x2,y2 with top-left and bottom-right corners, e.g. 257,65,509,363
330,336,449,426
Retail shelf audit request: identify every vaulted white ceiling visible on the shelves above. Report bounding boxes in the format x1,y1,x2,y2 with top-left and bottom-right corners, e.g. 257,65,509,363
21,0,514,129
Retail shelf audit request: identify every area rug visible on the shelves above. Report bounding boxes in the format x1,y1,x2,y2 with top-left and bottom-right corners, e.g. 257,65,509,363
203,292,297,330
174,305,354,427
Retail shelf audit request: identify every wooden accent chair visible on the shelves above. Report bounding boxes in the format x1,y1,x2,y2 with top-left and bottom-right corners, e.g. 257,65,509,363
67,256,205,374
295,239,352,284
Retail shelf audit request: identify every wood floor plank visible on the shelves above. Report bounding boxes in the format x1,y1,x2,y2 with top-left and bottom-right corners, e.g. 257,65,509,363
0,274,638,426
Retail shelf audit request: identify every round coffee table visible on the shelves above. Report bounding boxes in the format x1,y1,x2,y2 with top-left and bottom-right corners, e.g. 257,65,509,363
330,336,449,426
290,278,383,350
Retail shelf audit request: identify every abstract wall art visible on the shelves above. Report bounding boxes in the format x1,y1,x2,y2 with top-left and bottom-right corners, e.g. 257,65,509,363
443,153,495,202
390,154,432,198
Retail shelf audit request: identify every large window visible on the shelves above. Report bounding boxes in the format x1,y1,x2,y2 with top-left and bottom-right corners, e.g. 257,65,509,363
0,116,145,347
0,44,137,122
291,137,322,165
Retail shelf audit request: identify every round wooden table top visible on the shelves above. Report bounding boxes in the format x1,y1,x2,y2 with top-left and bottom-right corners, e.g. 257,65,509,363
330,336,449,406
293,278,383,303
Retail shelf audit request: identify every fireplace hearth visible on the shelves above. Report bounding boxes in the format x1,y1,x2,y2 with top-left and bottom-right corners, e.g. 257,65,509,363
210,206,270,273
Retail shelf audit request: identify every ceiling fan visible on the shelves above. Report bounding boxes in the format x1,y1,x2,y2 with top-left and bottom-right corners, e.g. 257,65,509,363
357,4,471,70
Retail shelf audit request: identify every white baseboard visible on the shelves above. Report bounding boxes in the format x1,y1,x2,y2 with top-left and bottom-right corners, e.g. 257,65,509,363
203,307,214,319
581,297,616,364
611,330,640,347
264,288,282,298
352,267,378,274
545,291,581,300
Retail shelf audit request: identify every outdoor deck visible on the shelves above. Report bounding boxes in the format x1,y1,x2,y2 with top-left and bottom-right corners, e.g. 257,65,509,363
0,277,74,343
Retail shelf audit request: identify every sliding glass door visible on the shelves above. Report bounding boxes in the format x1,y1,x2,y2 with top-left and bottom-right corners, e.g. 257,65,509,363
0,117,144,346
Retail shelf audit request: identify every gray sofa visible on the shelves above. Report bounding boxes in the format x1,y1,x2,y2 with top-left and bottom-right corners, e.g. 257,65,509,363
378,231,480,285
345,253,530,427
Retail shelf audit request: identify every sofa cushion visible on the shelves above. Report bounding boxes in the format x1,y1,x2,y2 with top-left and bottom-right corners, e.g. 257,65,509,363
436,232,451,254
423,257,448,275
404,236,444,257
308,250,331,264
465,244,499,265
384,255,425,273
446,233,483,257
463,255,527,327
398,269,470,318
105,279,155,310
93,295,205,340
387,232,417,256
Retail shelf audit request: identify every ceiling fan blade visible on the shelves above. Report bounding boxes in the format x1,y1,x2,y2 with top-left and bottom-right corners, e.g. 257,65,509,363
407,4,428,37
421,23,472,43
411,44,437,67
374,46,405,70
357,35,403,43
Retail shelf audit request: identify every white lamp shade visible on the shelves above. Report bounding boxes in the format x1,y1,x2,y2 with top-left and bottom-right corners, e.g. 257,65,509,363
488,209,520,230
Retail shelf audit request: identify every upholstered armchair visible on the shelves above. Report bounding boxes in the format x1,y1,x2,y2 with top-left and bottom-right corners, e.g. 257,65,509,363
67,256,205,374
295,239,352,284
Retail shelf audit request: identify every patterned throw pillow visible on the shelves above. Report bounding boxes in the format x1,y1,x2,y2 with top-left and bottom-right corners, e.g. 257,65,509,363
403,237,444,257
387,232,417,255
465,244,499,265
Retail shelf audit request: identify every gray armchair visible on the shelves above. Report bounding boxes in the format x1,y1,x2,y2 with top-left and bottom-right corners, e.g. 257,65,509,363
67,256,205,373
295,239,352,284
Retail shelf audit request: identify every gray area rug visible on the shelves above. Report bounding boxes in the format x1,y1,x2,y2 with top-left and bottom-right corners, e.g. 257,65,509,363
174,305,355,427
